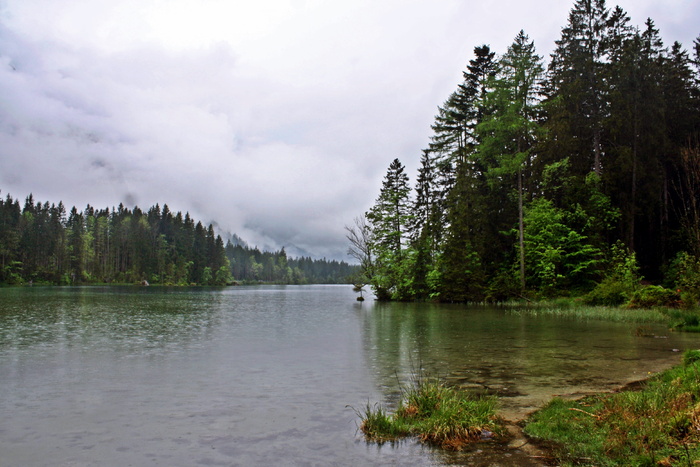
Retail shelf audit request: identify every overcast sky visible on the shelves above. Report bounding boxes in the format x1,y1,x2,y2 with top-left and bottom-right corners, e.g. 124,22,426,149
0,0,698,260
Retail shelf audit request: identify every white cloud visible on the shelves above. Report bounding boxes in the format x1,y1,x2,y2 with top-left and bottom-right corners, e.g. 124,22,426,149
0,0,698,260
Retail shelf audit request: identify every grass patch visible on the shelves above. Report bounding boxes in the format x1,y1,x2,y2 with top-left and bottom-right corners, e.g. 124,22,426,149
666,308,700,333
356,374,504,451
504,300,669,324
524,352,700,466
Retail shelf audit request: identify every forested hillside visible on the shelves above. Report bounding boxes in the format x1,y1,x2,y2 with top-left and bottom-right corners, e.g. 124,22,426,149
350,0,700,302
226,243,358,284
0,193,356,285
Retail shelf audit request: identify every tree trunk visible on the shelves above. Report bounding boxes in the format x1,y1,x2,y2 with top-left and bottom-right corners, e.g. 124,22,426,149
518,167,525,291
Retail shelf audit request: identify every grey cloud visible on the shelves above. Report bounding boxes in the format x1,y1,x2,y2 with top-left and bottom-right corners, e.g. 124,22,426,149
0,0,698,260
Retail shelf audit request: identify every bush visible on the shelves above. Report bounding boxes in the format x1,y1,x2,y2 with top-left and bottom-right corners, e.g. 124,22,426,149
583,242,640,306
607,241,641,289
485,268,522,303
628,285,680,309
667,252,700,308
583,277,630,306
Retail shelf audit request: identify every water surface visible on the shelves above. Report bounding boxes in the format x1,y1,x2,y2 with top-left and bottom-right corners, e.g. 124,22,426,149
1,286,698,466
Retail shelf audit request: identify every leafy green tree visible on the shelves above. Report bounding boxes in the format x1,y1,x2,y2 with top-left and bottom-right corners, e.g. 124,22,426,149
215,265,232,285
523,197,601,294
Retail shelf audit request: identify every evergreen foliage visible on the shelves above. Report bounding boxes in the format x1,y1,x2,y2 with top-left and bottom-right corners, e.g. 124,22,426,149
0,192,356,286
355,2,700,302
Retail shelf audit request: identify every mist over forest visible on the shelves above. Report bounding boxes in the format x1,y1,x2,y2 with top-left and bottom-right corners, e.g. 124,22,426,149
0,193,357,285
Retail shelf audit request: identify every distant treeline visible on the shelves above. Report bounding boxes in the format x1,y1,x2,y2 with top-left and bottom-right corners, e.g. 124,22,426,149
0,192,357,285
226,243,359,284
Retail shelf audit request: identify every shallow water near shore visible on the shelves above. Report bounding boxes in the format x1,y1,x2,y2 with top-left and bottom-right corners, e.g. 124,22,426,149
1,285,698,466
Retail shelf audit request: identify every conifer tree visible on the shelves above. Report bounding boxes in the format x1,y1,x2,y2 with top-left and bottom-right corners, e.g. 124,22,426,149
431,46,497,301
546,0,610,177
477,30,544,290
366,158,412,299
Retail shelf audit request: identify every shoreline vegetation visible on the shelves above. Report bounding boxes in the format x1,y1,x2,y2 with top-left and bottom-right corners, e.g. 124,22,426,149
356,298,700,464
356,374,504,451
501,299,700,333
524,350,700,466
345,0,700,314
358,350,700,466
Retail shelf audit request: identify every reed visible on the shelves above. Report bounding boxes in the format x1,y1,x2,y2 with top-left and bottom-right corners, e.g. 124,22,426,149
505,301,669,323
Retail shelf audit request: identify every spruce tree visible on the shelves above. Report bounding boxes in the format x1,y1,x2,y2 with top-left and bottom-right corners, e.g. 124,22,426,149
477,30,544,291
366,158,412,300
546,0,610,177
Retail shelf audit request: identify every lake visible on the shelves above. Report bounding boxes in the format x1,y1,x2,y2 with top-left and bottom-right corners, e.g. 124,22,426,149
1,285,698,466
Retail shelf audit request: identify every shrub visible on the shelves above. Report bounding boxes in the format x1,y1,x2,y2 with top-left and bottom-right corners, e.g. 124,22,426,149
583,277,630,306
667,252,700,308
583,242,640,306
485,268,522,303
607,241,641,289
628,285,680,309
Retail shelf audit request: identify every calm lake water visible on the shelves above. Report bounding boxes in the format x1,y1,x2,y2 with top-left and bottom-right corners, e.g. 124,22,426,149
1,285,699,466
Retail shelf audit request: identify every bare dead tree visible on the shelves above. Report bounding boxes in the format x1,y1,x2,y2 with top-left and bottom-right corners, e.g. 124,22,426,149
345,214,374,284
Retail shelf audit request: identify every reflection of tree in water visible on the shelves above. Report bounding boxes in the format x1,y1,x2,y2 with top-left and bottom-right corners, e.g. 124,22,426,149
359,301,569,466
360,301,697,420
0,287,225,354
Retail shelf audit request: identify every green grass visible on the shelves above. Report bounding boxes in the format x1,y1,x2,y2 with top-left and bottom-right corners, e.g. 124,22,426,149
523,352,700,466
357,375,504,450
665,308,700,332
504,300,670,323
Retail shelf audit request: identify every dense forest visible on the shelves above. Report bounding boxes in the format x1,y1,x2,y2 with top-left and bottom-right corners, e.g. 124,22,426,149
0,193,356,285
226,243,358,284
349,0,700,303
